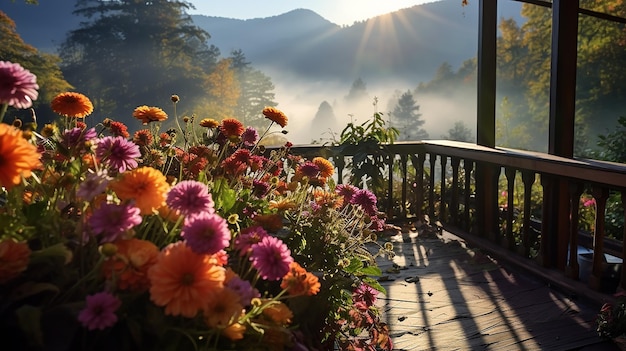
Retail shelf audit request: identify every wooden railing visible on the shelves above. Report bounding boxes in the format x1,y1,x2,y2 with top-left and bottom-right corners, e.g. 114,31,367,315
274,140,626,297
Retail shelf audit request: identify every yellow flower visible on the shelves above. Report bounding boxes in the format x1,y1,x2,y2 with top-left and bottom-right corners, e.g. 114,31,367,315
51,92,94,118
0,123,41,190
199,118,219,128
110,167,170,215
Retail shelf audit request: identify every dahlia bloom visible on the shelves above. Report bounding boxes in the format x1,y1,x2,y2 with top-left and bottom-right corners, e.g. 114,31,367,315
203,287,244,327
166,180,215,216
351,188,379,216
280,262,321,296
110,167,170,215
250,236,293,281
0,123,41,190
51,92,94,118
262,107,288,128
102,238,159,292
77,292,121,330
0,61,38,109
96,136,141,173
133,105,168,124
234,226,269,255
181,212,231,255
220,118,245,137
89,202,142,243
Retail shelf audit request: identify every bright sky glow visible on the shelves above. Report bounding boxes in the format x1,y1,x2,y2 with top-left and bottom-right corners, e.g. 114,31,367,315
188,0,437,26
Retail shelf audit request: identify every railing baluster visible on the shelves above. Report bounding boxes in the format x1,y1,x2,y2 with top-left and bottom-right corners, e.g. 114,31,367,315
414,153,426,221
521,171,535,258
565,182,584,280
401,154,408,220
429,154,436,219
387,154,394,218
504,167,516,250
621,190,626,290
464,160,473,233
440,155,448,221
334,155,345,185
589,186,609,291
451,157,461,226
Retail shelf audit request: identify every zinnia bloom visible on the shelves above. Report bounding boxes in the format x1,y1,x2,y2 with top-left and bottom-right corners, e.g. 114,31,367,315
166,180,215,216
0,61,38,109
110,167,170,215
353,283,378,308
77,292,121,330
51,92,94,118
234,226,268,255
148,242,225,318
77,170,111,202
133,129,153,147
0,123,41,190
96,136,141,173
133,105,168,125
102,238,159,292
89,202,142,243
351,189,378,216
181,212,231,255
250,236,293,281
262,107,288,128
280,262,320,296
199,118,219,128
220,118,245,137
108,121,130,138
242,127,259,147
0,239,31,283
261,300,293,325
312,157,334,178
203,287,244,327
225,275,260,306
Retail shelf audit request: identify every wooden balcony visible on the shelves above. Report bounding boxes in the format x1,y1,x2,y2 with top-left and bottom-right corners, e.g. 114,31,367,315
275,140,626,349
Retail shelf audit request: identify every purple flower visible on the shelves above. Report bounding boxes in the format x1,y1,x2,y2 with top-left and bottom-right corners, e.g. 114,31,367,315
96,136,141,173
77,170,111,202
166,180,215,216
181,212,231,255
351,189,378,215
89,202,142,242
298,161,320,178
61,127,97,154
252,179,270,197
242,127,259,147
250,236,293,281
225,276,260,306
0,61,38,109
77,292,121,330
353,283,378,308
234,226,268,255
336,184,359,204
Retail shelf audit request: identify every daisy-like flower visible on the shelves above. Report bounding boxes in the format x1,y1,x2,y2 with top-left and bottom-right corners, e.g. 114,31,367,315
96,136,141,173
234,226,268,255
261,300,293,325
220,118,245,137
250,236,293,281
0,239,31,283
241,127,259,147
110,166,170,215
280,262,321,296
203,287,244,327
181,212,231,255
225,275,260,306
132,129,153,147
350,189,378,216
0,123,41,190
89,202,142,243
108,121,130,138
148,241,225,318
0,61,38,109
336,184,359,205
353,282,378,308
51,92,94,118
199,118,219,128
133,105,168,125
297,161,320,178
262,107,288,128
166,180,215,216
312,157,334,178
60,127,97,156
77,170,111,202
102,238,159,292
77,292,121,331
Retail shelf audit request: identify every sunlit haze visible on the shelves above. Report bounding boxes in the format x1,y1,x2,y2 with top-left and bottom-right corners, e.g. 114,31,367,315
189,0,437,26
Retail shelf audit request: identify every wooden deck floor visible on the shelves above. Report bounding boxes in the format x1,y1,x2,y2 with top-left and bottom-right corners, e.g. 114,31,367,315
375,224,619,351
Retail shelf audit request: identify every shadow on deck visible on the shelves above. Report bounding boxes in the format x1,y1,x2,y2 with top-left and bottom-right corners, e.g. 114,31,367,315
375,223,619,351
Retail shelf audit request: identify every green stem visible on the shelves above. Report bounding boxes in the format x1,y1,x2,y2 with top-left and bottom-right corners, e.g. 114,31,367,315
0,103,8,124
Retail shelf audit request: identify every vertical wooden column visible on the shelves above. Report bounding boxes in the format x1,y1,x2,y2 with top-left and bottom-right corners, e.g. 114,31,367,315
620,190,626,290
440,156,448,221
520,171,535,257
589,186,609,291
565,182,584,279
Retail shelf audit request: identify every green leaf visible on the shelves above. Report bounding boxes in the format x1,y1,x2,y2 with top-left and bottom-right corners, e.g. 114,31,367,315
15,305,44,348
212,178,237,212
344,258,364,274
357,265,382,277
362,277,387,295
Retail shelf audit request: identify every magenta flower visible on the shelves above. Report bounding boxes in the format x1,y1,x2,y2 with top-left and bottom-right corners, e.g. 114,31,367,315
298,161,320,178
77,170,111,202
77,292,121,330
353,283,378,308
0,61,39,109
242,127,259,147
351,189,378,215
96,136,141,173
89,202,142,242
181,212,231,255
234,226,269,255
225,276,260,306
61,127,97,155
250,236,293,281
166,180,215,216
336,184,359,204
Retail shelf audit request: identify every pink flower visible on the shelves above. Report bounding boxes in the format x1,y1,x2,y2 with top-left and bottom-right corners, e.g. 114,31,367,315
351,189,378,216
166,180,215,216
0,61,39,109
250,236,293,281
181,212,231,255
77,292,121,330
583,198,596,207
353,283,378,308
89,202,142,242
234,226,269,255
242,127,259,147
96,136,141,173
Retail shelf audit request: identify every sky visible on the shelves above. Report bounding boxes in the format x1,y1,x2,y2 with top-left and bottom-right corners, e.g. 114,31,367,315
188,0,437,26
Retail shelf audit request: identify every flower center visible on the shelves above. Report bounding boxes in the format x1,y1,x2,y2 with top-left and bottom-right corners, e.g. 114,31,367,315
181,272,195,286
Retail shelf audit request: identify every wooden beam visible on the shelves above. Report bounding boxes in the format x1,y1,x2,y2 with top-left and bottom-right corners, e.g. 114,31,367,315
476,0,497,148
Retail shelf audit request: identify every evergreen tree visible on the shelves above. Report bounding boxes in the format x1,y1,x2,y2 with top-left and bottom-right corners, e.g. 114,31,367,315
345,78,369,103
391,90,428,141
443,121,473,142
311,100,339,142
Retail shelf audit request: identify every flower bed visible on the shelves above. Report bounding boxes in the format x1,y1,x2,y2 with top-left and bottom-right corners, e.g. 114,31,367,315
0,61,394,350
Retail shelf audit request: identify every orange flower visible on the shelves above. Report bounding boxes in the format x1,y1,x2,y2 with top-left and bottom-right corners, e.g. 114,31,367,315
280,262,320,296
312,157,334,178
262,107,288,128
133,105,168,125
253,213,284,232
268,199,297,212
110,167,170,215
0,239,31,283
102,239,159,292
51,92,94,118
220,118,244,137
204,287,244,327
0,123,41,190
222,322,246,341
261,300,293,325
312,188,343,209
148,241,225,318
199,118,219,128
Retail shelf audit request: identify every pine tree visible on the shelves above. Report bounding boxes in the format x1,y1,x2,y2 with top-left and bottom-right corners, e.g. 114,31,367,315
391,90,428,141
